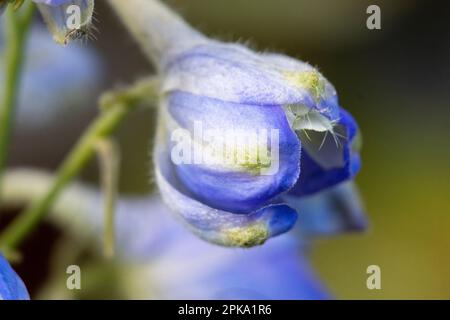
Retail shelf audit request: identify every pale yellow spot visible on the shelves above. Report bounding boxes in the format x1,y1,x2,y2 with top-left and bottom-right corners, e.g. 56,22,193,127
222,223,269,247
194,135,273,175
284,71,326,101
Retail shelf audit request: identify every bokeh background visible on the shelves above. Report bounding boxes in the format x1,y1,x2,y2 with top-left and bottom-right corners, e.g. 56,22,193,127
4,0,450,299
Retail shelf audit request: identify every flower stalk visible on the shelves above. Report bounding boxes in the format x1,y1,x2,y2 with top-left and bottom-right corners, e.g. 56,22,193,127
0,2,35,201
0,77,160,252
108,0,205,67
95,138,120,258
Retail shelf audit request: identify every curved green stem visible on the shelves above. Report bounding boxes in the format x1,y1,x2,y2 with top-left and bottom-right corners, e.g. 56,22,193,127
0,77,159,251
95,138,120,258
0,2,35,201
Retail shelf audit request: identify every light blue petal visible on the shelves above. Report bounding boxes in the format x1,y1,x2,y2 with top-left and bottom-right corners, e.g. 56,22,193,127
163,42,340,120
285,181,368,237
0,26,103,129
32,0,87,7
167,91,301,213
0,254,30,300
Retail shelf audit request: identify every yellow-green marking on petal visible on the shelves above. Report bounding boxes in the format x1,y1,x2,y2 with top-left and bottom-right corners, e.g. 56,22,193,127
222,223,269,247
284,70,326,102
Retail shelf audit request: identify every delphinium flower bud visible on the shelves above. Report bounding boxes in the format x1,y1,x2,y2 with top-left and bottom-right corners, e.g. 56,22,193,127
32,0,95,45
109,0,364,247
0,254,29,300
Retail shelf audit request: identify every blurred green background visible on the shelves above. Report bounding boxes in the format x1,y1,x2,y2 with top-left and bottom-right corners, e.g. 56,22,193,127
8,0,450,298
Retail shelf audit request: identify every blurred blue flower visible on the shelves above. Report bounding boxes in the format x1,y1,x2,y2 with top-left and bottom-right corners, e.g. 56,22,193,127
1,169,331,299
0,254,29,300
0,26,103,129
109,197,330,299
286,181,368,237
5,166,369,299
110,185,367,299
33,0,77,4
8,178,319,299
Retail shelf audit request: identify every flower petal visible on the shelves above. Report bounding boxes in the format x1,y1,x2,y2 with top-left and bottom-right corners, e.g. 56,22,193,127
163,42,340,120
33,0,76,5
284,181,367,236
166,91,301,213
0,254,29,300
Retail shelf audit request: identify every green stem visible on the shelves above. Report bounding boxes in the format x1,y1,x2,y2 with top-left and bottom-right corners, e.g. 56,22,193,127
0,2,35,200
108,0,205,68
0,104,128,250
95,138,120,258
0,77,159,250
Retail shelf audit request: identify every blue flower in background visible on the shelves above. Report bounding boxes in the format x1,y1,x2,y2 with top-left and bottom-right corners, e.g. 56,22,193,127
2,169,334,299
112,197,330,299
3,167,369,299
33,0,77,4
287,181,368,237
0,254,29,300
0,26,103,129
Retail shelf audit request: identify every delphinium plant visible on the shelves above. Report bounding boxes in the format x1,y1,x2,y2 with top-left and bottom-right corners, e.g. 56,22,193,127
0,0,366,299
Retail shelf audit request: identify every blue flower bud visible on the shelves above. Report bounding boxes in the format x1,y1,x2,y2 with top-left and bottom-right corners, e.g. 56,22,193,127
0,254,29,300
33,0,95,45
111,0,363,246
155,43,363,246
